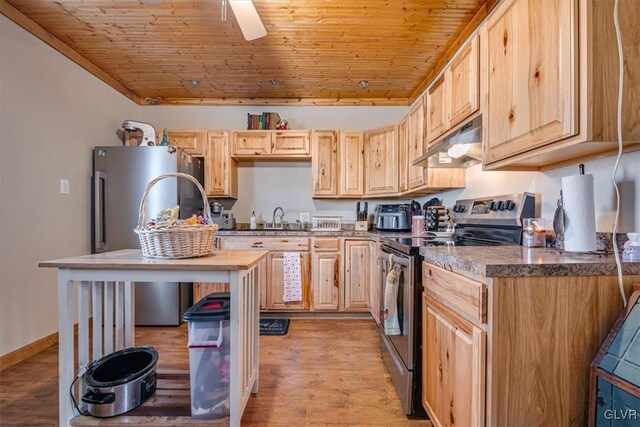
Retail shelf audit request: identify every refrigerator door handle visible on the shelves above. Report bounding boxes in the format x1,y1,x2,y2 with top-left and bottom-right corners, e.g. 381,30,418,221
94,171,107,252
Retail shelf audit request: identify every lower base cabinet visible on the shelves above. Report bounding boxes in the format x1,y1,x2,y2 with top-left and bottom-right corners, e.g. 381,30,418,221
312,252,342,310
267,251,311,310
193,258,267,309
422,293,486,427
344,240,372,310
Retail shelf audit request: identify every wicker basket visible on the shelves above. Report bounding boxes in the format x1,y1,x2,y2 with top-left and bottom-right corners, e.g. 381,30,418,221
135,173,218,259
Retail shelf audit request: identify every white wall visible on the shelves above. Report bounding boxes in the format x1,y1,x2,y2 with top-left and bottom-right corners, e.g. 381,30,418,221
0,16,137,356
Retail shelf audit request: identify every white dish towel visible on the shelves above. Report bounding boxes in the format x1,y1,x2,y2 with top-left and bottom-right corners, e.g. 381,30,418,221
384,254,401,335
282,252,303,302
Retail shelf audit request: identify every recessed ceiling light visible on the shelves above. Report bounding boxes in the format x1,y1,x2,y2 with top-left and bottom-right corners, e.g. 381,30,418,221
270,79,280,86
189,79,200,86
359,80,369,88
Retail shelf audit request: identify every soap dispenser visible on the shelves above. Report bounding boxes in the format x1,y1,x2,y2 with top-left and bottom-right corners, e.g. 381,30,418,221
250,211,257,230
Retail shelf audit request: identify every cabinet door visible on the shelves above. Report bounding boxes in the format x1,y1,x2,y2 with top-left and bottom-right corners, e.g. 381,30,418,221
344,240,371,310
407,100,427,189
205,132,237,198
232,131,271,156
194,282,229,303
364,125,399,196
166,131,206,156
339,131,364,197
267,252,310,310
485,0,577,164
312,252,341,310
422,293,486,427
311,131,338,197
398,117,409,193
426,76,448,144
272,131,311,155
370,242,381,325
447,35,480,129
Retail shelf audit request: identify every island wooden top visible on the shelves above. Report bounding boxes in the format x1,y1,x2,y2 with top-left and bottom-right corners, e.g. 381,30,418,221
39,249,268,271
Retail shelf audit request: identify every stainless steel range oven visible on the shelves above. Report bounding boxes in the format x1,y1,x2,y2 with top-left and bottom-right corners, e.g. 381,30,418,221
378,242,425,417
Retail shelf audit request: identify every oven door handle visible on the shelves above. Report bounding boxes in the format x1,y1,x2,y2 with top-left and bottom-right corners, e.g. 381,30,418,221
383,252,410,268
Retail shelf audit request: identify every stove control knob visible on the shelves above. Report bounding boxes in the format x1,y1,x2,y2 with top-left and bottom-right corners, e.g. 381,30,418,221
498,201,506,211
505,200,516,211
490,202,499,211
453,205,460,213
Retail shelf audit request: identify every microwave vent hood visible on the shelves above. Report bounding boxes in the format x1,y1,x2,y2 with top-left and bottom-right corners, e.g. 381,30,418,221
413,115,483,168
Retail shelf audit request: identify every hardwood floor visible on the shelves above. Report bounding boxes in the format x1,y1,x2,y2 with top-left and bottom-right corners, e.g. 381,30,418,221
0,319,430,426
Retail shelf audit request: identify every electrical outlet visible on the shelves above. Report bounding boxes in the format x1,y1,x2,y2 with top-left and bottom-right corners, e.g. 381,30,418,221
60,179,70,195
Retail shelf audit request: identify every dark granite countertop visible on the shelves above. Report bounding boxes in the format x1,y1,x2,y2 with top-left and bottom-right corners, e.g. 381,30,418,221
420,245,640,278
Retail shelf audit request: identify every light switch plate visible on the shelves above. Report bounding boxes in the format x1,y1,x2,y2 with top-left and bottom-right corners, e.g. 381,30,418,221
60,179,70,195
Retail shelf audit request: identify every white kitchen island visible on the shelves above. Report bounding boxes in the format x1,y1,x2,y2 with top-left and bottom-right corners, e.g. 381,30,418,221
39,249,268,427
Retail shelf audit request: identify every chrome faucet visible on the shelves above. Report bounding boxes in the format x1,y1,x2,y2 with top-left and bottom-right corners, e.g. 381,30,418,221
272,206,285,227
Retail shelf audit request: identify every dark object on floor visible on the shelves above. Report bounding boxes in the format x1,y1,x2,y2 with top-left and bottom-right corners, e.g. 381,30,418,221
589,290,640,426
260,318,290,336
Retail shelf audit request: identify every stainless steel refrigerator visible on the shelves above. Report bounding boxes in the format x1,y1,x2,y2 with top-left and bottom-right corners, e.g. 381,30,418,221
92,146,204,325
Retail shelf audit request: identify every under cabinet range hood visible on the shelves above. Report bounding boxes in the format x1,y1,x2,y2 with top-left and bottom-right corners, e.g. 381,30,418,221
413,115,483,168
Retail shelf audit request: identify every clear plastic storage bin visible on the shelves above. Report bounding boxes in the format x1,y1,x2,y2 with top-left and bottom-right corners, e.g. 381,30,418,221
183,293,231,419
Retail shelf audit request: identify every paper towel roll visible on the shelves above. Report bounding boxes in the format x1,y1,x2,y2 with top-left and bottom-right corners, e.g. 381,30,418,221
562,174,597,252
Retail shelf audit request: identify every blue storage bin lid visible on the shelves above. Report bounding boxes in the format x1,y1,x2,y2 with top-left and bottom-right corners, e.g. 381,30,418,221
183,292,230,322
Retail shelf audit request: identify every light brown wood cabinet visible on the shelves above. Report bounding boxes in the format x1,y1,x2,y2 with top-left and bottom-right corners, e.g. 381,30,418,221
482,0,639,170
272,131,311,156
204,131,237,198
370,241,381,325
407,100,427,190
422,293,486,427
339,131,365,197
231,131,271,156
267,251,311,310
344,240,371,310
425,76,448,144
398,117,409,193
311,131,339,197
447,35,480,130
312,252,341,310
166,131,206,156
194,258,268,309
364,125,399,196
484,0,577,165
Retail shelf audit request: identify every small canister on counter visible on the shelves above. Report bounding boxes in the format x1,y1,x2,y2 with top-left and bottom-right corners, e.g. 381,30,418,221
412,215,425,236
523,218,551,247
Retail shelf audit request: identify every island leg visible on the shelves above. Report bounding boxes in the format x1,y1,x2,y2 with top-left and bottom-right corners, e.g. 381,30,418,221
229,270,240,427
252,265,259,394
58,269,74,427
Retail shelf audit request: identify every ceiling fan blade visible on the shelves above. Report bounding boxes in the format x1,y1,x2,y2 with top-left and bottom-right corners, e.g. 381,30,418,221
228,0,267,41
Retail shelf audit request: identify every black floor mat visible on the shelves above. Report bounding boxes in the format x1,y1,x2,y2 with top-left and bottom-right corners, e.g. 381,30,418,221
260,318,290,336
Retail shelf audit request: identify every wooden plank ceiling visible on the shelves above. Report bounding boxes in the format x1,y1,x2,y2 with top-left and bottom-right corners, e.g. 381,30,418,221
3,0,489,105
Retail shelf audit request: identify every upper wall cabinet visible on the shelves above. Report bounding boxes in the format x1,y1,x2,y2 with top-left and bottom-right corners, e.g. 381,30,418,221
484,0,577,165
232,131,271,156
365,125,399,196
204,132,237,198
425,76,448,144
425,35,480,146
311,131,339,197
482,0,640,170
166,131,207,156
231,130,311,158
398,117,409,193
447,35,480,129
407,100,427,190
339,131,365,197
272,131,311,156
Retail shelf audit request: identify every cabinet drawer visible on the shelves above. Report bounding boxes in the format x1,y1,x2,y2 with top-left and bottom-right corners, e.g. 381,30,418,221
423,263,486,323
222,237,309,251
312,238,340,252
